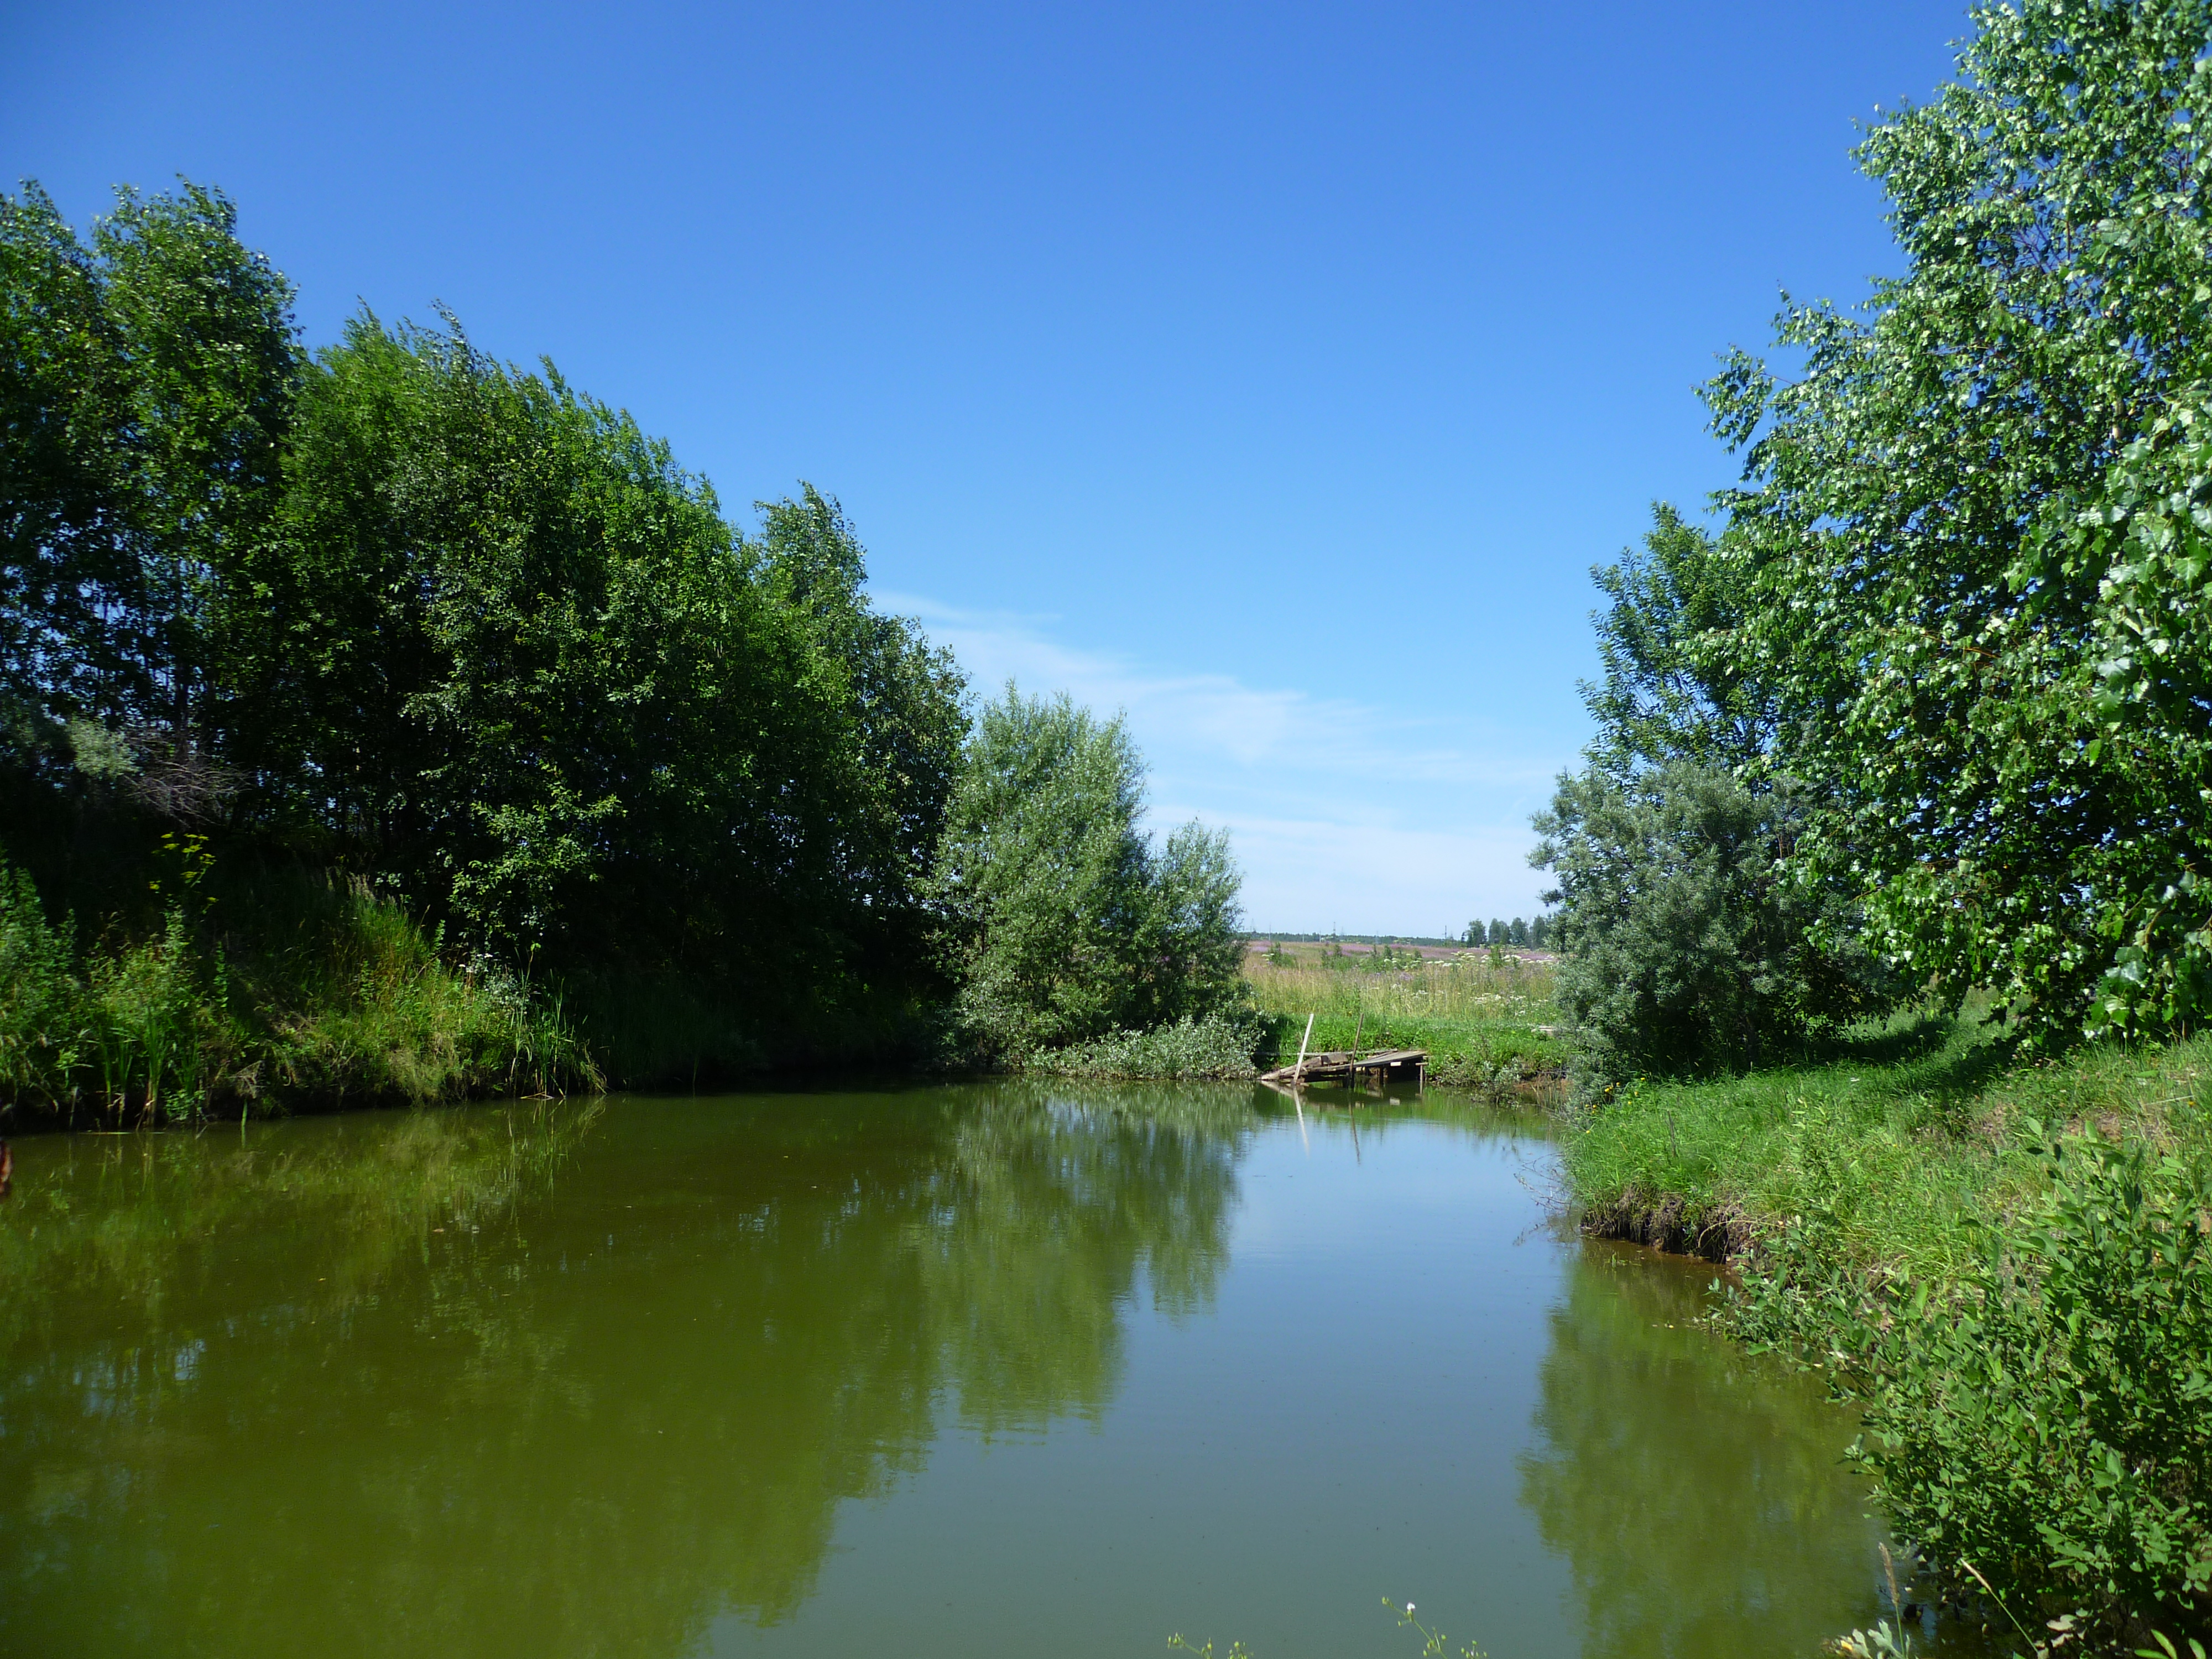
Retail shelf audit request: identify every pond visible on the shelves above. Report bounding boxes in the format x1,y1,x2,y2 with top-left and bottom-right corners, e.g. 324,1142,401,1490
0,1083,1965,1657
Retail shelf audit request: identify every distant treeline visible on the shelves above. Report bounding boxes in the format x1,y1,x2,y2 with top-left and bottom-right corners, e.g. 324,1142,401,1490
1463,917,1551,950
1247,920,1556,951
0,181,1244,1117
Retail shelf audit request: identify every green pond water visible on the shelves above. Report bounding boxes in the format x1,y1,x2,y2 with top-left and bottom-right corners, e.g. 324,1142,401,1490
0,1083,1972,1658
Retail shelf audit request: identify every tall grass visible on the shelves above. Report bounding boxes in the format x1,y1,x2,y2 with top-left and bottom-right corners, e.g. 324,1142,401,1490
1562,1010,2212,1281
1240,947,1569,1083
0,859,597,1124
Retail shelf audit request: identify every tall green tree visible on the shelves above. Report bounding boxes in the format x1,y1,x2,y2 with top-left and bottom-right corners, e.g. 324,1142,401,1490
1706,0,2212,1039
226,313,967,1027
1,180,298,769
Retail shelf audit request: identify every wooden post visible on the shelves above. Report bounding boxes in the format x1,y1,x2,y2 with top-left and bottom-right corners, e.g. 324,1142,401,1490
1293,1013,1314,1082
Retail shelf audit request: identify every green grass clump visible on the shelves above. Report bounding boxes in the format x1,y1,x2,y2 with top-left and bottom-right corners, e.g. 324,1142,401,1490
1562,1010,2212,1284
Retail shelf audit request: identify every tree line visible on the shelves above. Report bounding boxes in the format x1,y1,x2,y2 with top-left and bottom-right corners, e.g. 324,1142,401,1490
0,182,1243,1110
1463,916,1551,950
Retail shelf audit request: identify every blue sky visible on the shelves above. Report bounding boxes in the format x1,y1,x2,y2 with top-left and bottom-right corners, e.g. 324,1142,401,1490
3,0,1965,933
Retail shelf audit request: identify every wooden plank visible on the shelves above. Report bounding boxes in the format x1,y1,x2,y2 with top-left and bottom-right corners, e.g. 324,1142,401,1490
1259,1048,1426,1085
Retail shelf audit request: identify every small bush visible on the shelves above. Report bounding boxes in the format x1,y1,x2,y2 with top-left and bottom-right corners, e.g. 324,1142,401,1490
1027,1012,1263,1081
1734,1127,2212,1652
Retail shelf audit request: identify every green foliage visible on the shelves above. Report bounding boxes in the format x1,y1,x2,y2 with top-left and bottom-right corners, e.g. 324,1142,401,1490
0,860,82,1102
1536,763,1883,1082
1582,504,1772,779
1704,0,2212,1041
233,316,967,1018
0,178,995,1096
0,856,243,1119
0,851,595,1123
1026,1011,1263,1081
0,179,298,758
931,686,1244,1061
0,179,1245,1097
2026,408,2212,1040
1838,1132,2212,1650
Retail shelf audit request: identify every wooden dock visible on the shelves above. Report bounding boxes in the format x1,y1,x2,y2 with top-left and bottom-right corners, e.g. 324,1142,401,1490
1259,1048,1427,1089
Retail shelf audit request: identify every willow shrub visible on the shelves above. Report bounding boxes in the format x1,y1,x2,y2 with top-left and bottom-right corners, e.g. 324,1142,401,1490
930,687,1245,1063
1535,763,1886,1084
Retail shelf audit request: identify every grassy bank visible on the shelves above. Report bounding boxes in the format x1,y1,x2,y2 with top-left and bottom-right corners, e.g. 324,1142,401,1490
1562,1013,2212,1652
1241,945,1569,1089
1562,1010,2212,1277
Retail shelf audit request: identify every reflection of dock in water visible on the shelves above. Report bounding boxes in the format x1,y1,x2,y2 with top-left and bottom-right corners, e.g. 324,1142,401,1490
1259,1048,1426,1091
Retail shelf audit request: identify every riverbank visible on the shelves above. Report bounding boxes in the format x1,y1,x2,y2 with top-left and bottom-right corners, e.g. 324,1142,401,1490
1562,1009,2212,1282
1561,1010,2212,1652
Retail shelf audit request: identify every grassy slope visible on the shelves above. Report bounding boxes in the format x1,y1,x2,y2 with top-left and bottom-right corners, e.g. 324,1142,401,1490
1241,946,1572,1085
1561,1006,2212,1280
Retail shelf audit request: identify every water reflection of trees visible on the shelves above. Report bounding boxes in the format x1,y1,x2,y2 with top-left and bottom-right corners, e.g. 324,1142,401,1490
1518,1243,1893,1659
0,1082,1256,1658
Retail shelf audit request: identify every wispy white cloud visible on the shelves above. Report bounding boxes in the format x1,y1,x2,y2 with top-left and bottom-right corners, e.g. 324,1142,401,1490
876,588,1568,933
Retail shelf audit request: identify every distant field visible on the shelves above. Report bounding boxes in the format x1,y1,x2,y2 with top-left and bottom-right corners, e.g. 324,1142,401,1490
1240,942,1568,1089
1241,931,1469,949
1243,938,1558,964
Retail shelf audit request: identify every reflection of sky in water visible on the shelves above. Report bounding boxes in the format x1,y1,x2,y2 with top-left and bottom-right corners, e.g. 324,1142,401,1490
0,1089,1940,1659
